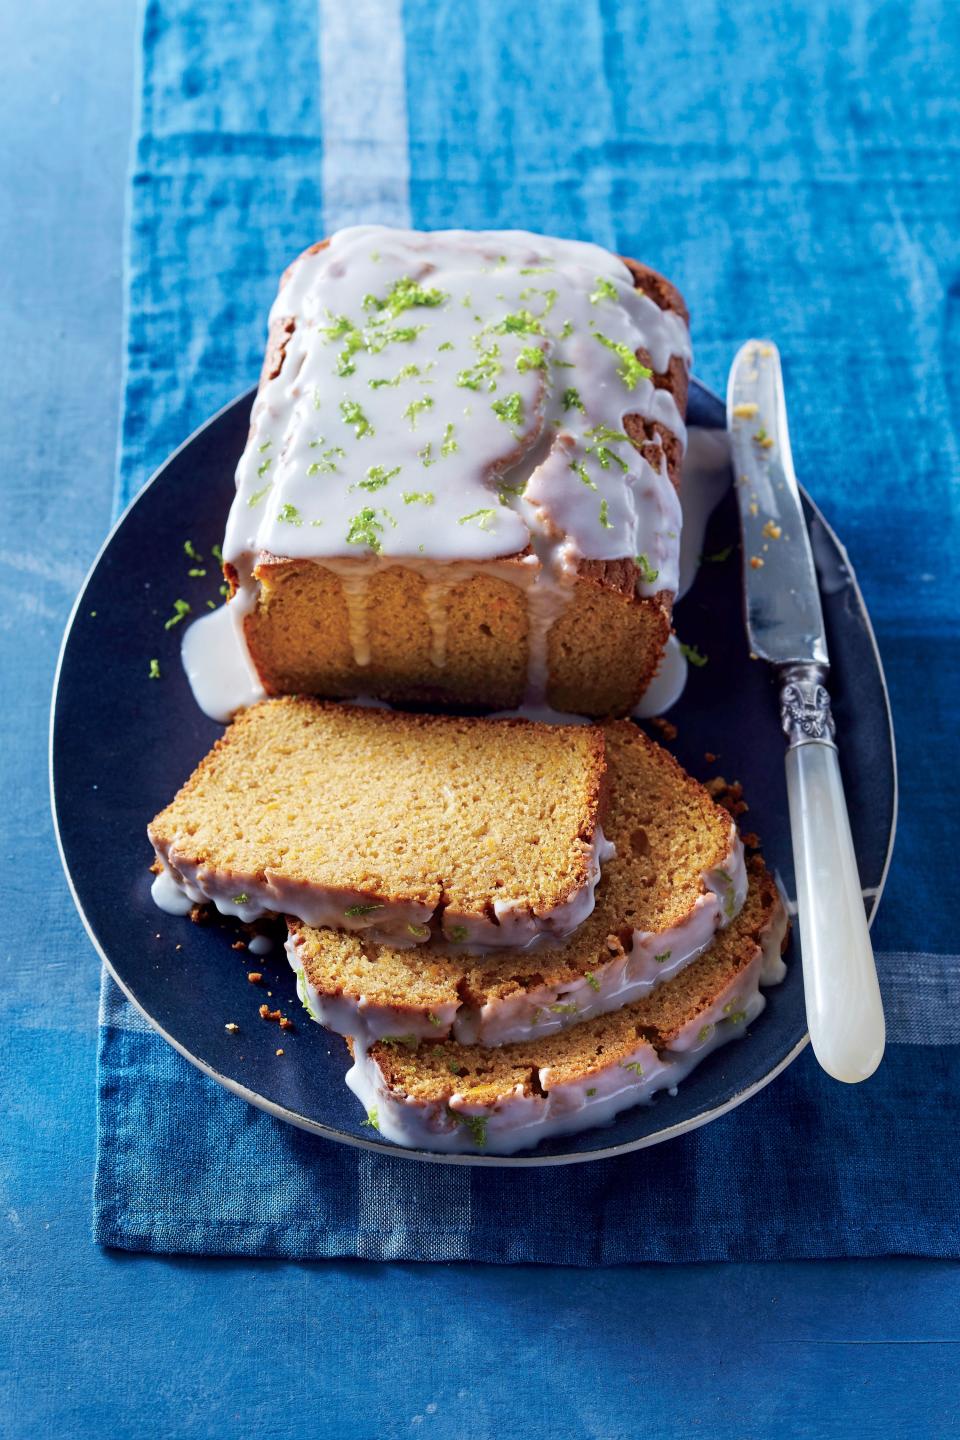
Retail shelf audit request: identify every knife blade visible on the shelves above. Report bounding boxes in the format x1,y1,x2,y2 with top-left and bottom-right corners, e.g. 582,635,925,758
726,340,885,1084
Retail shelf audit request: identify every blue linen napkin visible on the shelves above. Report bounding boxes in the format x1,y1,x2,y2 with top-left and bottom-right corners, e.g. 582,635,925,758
95,0,960,1260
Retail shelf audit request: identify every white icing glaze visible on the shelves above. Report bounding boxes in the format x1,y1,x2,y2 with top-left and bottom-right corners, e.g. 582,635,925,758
150,823,615,951
631,634,688,719
345,888,788,1155
183,227,690,720
287,826,747,1048
180,585,266,724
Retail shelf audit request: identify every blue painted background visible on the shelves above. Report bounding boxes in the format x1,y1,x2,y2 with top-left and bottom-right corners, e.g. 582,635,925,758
3,0,959,1434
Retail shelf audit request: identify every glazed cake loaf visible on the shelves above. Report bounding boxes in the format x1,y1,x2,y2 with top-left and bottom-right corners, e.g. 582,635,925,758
288,723,747,1046
148,698,610,948
345,858,788,1154
213,226,691,718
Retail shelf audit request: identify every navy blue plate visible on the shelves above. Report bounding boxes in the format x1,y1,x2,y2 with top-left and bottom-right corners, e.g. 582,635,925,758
50,380,896,1165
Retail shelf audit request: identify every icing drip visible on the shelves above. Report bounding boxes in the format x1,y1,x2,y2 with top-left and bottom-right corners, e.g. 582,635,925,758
344,891,789,1155
152,822,616,950
288,826,747,1048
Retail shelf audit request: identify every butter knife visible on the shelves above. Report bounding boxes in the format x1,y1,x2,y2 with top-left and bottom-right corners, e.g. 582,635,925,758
726,340,885,1083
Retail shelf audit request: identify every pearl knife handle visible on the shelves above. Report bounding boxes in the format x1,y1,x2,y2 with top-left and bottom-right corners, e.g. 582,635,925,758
781,665,885,1082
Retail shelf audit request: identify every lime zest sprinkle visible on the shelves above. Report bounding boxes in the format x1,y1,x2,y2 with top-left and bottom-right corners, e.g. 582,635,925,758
634,554,660,584
594,332,652,389
450,1111,488,1148
679,642,709,668
562,387,585,412
345,508,389,553
183,540,203,561
231,893,250,904
590,276,619,304
440,422,458,456
379,1033,419,1050
407,922,431,939
621,1060,645,1076
493,309,543,336
402,394,435,429
340,399,375,437
448,924,468,943
362,1107,380,1130
257,457,272,478
516,346,547,372
703,544,734,563
187,567,206,578
585,972,601,992
491,392,524,427
456,343,501,392
344,903,384,918
417,443,435,468
357,465,401,492
148,658,160,680
368,363,423,390
247,483,272,507
211,544,223,563
163,599,191,630
458,509,496,531
697,1025,715,1043
585,1086,598,1097
598,499,613,529
307,444,346,475
363,275,449,317
402,490,435,506
549,1002,578,1016
277,503,303,526
571,459,596,490
654,951,671,964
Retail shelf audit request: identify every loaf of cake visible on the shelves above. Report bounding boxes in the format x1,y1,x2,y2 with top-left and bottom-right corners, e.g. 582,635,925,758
212,226,691,718
345,858,788,1154
147,697,610,948
288,723,747,1046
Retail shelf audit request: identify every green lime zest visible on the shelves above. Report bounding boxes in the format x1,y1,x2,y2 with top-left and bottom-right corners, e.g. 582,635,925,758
277,503,303,526
148,658,160,680
590,276,619,304
491,392,524,427
163,599,191,630
562,387,585,413
357,465,401,492
571,460,596,490
344,903,385,917
493,309,543,336
516,346,547,372
458,509,496,531
598,499,613,529
703,544,733,564
402,490,434,506
584,972,601,992
440,422,458,456
634,554,660,584
183,540,203,561
594,332,652,389
402,395,435,429
679,642,709,668
340,399,375,437
247,483,272,507
362,1107,380,1130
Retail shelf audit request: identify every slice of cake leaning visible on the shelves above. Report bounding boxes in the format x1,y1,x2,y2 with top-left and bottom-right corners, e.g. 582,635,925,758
201,226,691,718
287,724,748,1045
344,857,788,1155
147,698,610,949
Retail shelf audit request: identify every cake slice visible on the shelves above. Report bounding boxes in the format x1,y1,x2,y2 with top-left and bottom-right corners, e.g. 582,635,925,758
288,722,747,1046
202,225,691,720
148,697,608,948
345,858,788,1155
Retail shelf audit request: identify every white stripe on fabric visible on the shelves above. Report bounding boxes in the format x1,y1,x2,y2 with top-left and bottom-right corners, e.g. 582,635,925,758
318,0,411,232
876,952,960,1046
